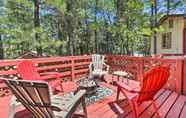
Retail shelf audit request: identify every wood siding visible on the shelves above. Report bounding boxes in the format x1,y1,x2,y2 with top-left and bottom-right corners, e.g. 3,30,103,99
151,16,185,55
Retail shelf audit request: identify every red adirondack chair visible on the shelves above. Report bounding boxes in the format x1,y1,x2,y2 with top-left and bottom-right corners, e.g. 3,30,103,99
17,60,71,93
116,65,170,118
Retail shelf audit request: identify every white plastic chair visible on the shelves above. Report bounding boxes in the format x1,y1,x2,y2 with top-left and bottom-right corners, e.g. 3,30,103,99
89,54,109,77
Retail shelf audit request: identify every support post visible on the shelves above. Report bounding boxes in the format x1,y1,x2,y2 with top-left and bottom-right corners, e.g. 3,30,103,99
175,59,183,94
138,58,144,84
71,57,75,81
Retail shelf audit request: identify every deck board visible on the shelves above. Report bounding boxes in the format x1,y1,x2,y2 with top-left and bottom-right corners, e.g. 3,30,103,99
152,92,178,118
122,89,165,118
139,90,172,118
165,95,186,118
179,102,186,118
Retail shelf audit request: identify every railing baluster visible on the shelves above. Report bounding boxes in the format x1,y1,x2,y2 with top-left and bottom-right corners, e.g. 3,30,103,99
71,56,75,81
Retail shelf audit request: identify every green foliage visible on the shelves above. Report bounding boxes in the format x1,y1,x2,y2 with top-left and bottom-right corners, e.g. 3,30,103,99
0,0,184,58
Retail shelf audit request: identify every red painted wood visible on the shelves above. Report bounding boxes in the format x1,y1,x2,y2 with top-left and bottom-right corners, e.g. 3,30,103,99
71,57,75,80
152,92,178,118
107,55,183,94
137,66,170,103
183,28,186,54
0,96,11,118
0,56,91,97
109,101,131,118
0,55,91,77
166,95,186,118
182,59,186,95
75,62,90,66
175,59,183,93
0,60,22,66
179,102,186,118
0,70,17,75
75,69,89,74
88,103,117,118
115,66,170,118
126,89,165,118
17,60,64,92
0,54,184,97
1,82,186,118
139,90,172,118
37,64,72,71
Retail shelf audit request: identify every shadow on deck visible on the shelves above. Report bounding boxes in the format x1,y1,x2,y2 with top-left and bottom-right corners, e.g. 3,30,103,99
1,82,186,118
84,82,186,118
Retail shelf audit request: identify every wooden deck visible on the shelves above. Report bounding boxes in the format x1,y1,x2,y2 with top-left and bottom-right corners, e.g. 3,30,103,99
1,81,186,118
0,55,186,118
82,82,186,118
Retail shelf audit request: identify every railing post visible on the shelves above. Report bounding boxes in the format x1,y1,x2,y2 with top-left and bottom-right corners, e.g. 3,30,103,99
182,57,186,95
71,56,75,81
175,59,183,94
138,58,144,84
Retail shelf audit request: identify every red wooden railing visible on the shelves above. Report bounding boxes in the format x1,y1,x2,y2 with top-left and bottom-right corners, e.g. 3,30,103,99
106,55,183,94
1,54,186,97
0,55,91,96
160,53,184,56
1,56,91,79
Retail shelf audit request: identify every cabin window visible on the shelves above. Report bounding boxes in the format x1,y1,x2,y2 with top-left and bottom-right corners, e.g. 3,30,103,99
168,19,173,28
162,32,172,49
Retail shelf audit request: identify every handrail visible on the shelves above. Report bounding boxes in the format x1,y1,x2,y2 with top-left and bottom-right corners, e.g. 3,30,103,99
106,55,184,94
0,54,186,97
0,55,91,78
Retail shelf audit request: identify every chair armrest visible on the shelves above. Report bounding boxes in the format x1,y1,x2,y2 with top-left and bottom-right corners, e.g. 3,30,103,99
51,105,62,111
52,90,86,114
89,63,93,73
103,63,109,72
116,82,140,93
63,90,86,117
10,96,22,107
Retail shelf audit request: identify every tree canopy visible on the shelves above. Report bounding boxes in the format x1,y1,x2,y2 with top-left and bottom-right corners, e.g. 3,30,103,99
0,0,185,58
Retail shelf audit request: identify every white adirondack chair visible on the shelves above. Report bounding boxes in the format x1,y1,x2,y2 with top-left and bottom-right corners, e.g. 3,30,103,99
89,54,109,77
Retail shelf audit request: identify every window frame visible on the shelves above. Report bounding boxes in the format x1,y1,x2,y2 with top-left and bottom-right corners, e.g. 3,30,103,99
161,32,172,49
168,19,174,28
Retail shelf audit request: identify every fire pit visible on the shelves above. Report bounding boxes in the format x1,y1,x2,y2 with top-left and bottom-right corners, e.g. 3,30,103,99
76,77,98,96
66,76,113,105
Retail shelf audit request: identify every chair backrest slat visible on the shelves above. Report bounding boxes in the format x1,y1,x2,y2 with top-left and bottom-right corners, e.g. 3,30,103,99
5,80,41,117
92,54,104,71
2,78,54,118
17,60,41,80
137,66,170,103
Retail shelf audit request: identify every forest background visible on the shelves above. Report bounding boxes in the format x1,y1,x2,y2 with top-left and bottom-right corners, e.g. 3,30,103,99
0,0,186,59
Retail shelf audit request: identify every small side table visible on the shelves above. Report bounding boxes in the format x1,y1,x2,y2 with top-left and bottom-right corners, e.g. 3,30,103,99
112,71,129,84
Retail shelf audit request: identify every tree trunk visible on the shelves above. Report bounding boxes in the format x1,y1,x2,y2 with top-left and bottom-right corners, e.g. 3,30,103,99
116,0,125,54
85,6,89,54
126,17,131,55
0,35,4,59
34,0,42,56
94,0,98,53
151,0,157,55
167,0,170,15
57,15,63,56
66,0,74,56
153,0,157,55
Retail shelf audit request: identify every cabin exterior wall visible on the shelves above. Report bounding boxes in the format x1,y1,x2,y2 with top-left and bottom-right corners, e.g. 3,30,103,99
151,17,185,55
